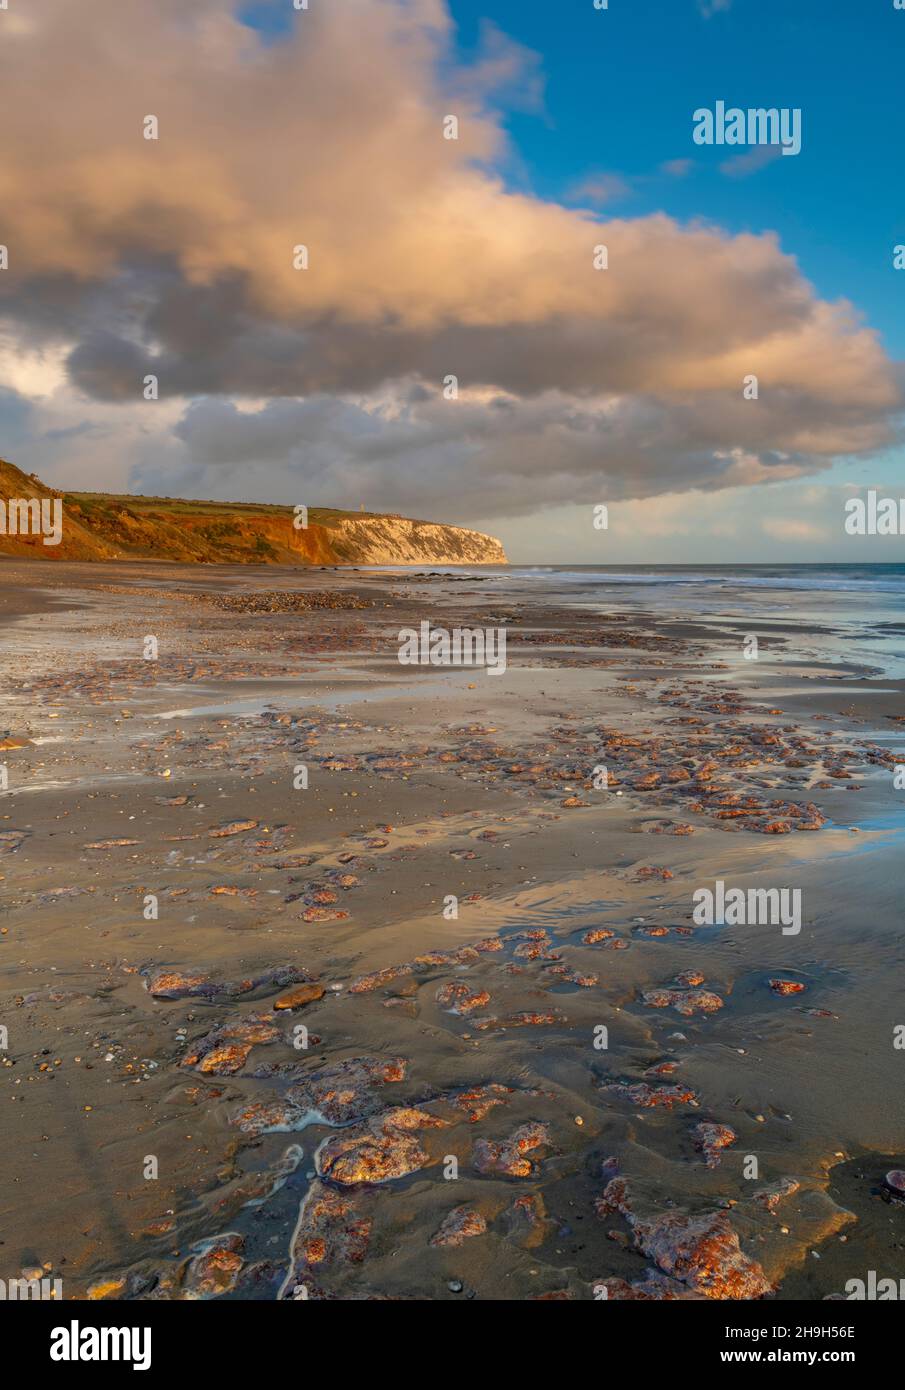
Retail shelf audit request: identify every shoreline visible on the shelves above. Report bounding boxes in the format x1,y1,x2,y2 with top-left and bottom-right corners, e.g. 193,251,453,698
1,558,903,1301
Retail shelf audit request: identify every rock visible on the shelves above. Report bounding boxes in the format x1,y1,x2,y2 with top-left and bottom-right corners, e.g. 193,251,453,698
231,1099,307,1137
348,963,416,994
273,983,325,1011
430,1206,487,1247
284,1182,371,1280
594,1176,633,1219
472,1010,565,1032
601,1081,700,1110
693,1122,736,1168
317,1107,445,1186
642,987,723,1016
754,1178,801,1212
436,982,491,1015
182,1234,244,1298
208,819,259,837
884,1170,905,1197
769,978,806,996
182,1014,279,1075
473,1122,550,1178
237,1055,407,1136
87,1278,125,1300
514,939,559,961
285,1056,407,1126
548,965,598,987
632,1210,772,1299
450,1084,512,1123
145,964,310,1001
146,968,221,1001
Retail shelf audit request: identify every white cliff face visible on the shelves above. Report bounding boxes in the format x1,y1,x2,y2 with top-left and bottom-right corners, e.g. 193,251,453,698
328,516,507,565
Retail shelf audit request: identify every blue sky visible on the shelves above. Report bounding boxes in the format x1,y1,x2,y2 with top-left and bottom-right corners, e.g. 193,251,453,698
451,0,904,359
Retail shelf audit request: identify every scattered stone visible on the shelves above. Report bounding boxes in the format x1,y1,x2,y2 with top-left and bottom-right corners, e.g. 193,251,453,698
182,1234,245,1298
693,1122,737,1168
183,1014,279,1075
283,1182,371,1282
435,982,490,1015
472,1010,565,1032
236,1055,407,1137
631,1210,772,1299
601,1081,700,1110
208,819,259,838
430,1206,487,1247
317,1107,445,1186
754,1178,801,1212
451,1084,512,1123
273,983,326,1011
87,1278,126,1301
473,1122,550,1178
145,964,310,1001
884,1171,905,1198
642,987,723,1017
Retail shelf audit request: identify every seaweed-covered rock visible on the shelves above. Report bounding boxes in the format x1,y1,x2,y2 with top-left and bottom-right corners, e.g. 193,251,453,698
632,1210,772,1299
473,1123,550,1178
430,1206,487,1248
182,1014,279,1075
317,1106,445,1186
693,1122,737,1169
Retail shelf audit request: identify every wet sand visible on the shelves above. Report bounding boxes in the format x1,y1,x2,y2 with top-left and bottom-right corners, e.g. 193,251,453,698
1,559,904,1301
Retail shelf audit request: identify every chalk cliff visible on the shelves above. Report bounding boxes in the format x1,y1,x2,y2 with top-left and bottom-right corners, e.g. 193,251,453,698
0,461,507,566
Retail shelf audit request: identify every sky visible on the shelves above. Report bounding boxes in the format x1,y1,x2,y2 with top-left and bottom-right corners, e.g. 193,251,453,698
0,0,903,562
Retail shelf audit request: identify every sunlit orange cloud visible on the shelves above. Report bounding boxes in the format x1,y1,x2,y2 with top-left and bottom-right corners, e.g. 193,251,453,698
0,0,900,520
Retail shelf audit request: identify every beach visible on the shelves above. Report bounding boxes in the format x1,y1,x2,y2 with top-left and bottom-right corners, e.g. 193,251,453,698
1,559,903,1301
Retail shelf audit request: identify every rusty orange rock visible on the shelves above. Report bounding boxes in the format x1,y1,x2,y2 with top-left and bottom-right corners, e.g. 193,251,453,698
769,978,806,996
317,1107,444,1186
632,1210,772,1299
693,1121,737,1168
273,982,325,1011
473,1122,550,1178
284,1182,371,1282
430,1206,487,1247
182,1014,279,1075
435,981,491,1015
642,987,723,1016
601,1081,700,1110
208,819,259,837
182,1234,245,1298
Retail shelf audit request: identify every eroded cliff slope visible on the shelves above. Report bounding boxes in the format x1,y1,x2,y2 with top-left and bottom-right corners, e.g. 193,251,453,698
0,461,506,566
